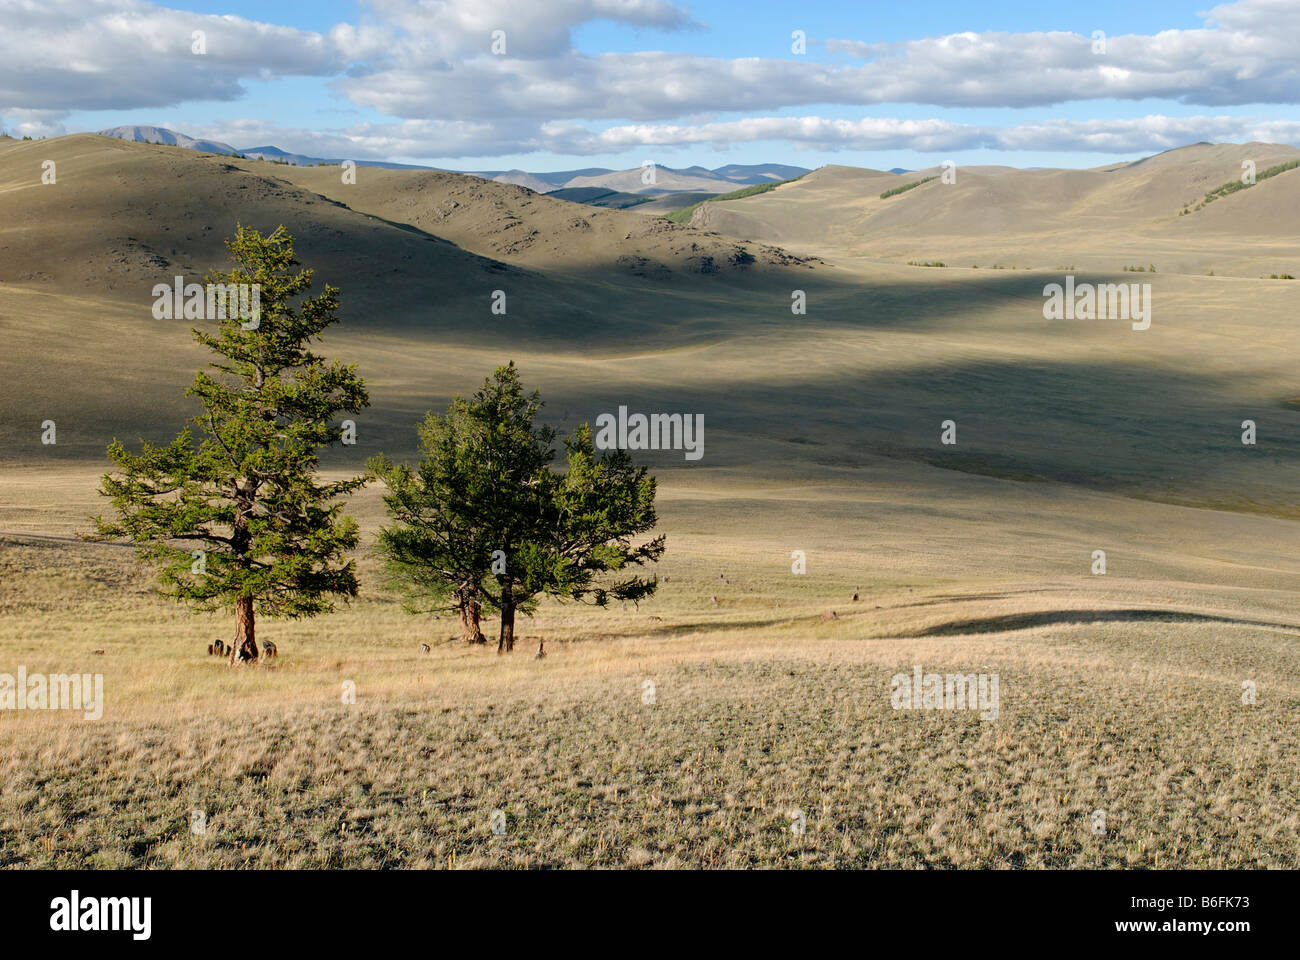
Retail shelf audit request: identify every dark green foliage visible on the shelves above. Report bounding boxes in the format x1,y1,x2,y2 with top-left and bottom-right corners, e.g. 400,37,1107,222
548,423,664,607
879,176,937,199
1189,159,1300,212
369,363,557,640
90,226,370,649
664,175,807,223
372,364,664,651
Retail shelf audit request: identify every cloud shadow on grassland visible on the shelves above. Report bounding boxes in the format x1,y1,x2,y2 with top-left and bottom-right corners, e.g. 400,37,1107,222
893,608,1300,637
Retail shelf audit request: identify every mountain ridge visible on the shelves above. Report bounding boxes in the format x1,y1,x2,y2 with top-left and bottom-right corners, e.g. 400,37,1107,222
93,126,810,194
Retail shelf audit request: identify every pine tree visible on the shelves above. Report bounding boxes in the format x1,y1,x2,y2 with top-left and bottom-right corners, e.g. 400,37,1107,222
373,364,663,654
90,225,370,661
370,363,557,649
546,423,664,609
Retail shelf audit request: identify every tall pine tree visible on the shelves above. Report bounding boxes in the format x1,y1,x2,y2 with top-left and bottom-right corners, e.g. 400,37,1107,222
90,225,369,661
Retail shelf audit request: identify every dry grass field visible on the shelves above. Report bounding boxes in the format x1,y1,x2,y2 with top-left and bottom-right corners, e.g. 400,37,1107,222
2,459,1297,868
1,134,1297,868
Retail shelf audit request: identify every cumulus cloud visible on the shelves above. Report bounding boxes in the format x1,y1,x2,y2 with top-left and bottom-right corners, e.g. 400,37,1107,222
550,117,988,154
568,114,1300,155
355,0,698,61
0,0,344,114
2,0,1299,159
335,0,1300,121
821,2,1300,108
0,108,69,138
185,116,544,160
5,0,1300,118
177,113,1300,160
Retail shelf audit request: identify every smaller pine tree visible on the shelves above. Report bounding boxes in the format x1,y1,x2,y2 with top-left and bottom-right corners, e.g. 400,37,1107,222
373,365,664,653
543,423,664,610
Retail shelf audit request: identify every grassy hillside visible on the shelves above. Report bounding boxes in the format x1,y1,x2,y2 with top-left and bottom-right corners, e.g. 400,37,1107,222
879,175,938,199
1188,159,1300,212
688,144,1300,275
2,138,1298,512
1,136,1298,869
544,186,653,209
665,175,807,223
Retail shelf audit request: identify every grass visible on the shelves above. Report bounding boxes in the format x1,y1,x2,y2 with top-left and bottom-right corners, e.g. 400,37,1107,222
2,133,1299,868
544,187,654,210
663,175,806,223
1,465,1298,869
6,636,1295,868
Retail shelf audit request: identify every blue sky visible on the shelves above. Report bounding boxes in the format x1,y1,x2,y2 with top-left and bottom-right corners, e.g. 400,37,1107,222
5,0,1298,173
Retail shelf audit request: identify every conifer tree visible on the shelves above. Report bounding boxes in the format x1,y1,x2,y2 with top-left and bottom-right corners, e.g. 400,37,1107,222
372,364,663,653
90,225,369,661
370,364,556,649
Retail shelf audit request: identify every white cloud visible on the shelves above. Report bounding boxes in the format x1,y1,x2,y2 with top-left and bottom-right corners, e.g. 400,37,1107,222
176,113,1300,160
0,0,343,114
550,117,987,153
0,108,68,138
3,0,1299,159
822,4,1300,108
355,0,697,60
335,0,1300,121
5,0,1300,118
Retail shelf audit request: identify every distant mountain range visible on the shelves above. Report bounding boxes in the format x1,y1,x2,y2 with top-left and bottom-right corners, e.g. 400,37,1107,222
95,126,811,198
481,162,811,194
97,126,434,170
98,125,240,156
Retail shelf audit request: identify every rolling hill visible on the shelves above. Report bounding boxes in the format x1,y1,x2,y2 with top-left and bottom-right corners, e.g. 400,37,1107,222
97,125,437,170
1,133,1296,523
92,129,812,198
688,143,1300,276
0,132,817,464
97,125,240,155
0,134,812,296
270,156,815,274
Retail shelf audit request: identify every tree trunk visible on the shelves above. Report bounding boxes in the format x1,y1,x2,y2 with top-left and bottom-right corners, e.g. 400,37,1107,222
228,499,258,663
229,596,259,663
498,587,515,654
459,589,485,644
